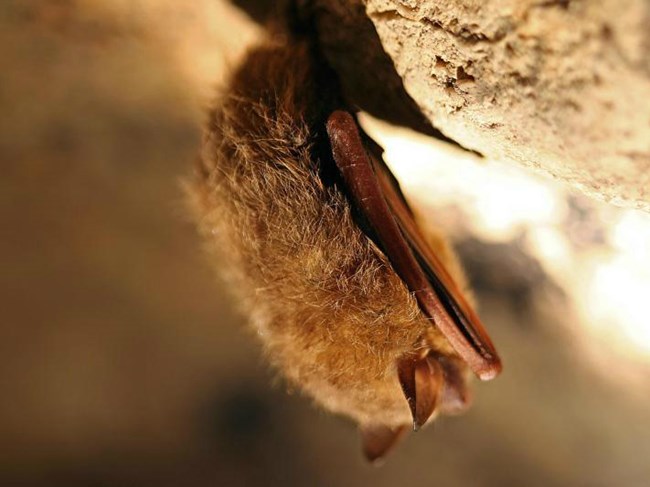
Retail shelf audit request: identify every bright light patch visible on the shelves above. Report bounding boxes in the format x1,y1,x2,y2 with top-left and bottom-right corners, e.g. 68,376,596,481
526,226,572,272
360,114,565,241
471,171,560,238
612,211,650,260
585,254,650,357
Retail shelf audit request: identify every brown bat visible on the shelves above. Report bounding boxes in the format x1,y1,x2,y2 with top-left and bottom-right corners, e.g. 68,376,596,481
190,31,501,463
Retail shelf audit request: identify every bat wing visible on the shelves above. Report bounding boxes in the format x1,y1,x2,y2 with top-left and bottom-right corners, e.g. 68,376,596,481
325,110,501,380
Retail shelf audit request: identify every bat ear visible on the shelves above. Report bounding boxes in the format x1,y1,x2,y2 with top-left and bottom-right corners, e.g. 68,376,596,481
397,355,443,431
437,355,473,415
359,423,409,464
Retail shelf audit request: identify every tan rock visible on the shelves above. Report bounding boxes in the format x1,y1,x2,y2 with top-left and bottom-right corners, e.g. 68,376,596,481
363,0,650,210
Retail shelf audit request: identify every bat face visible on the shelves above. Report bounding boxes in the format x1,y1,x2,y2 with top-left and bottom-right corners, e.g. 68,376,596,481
191,35,500,463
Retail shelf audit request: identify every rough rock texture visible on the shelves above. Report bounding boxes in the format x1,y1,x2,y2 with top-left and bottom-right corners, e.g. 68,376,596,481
364,0,650,211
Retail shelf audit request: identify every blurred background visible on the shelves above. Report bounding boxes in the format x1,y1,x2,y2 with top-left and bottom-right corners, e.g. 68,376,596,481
2,1,650,485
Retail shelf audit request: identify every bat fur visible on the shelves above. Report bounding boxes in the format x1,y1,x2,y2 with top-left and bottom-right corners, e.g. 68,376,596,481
189,35,472,428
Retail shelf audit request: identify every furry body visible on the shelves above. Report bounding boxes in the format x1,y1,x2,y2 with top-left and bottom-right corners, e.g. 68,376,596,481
191,36,469,428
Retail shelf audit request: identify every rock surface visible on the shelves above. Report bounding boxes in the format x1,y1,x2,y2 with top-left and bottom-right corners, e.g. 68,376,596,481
361,0,650,210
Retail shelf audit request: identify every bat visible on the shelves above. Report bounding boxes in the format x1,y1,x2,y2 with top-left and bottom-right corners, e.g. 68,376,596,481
190,31,501,463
